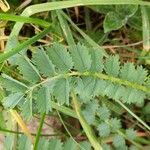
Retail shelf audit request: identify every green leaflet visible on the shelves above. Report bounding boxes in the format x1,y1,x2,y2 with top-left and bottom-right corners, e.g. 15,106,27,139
3,92,24,109
35,137,90,150
79,141,91,150
98,80,146,104
32,47,55,77
102,144,111,150
76,77,99,102
121,88,146,104
37,138,49,150
97,122,111,137
36,80,56,113
16,55,41,83
0,74,28,93
70,43,92,72
18,135,32,150
97,105,110,121
36,86,50,114
109,118,121,132
53,78,70,105
89,48,104,72
4,135,15,150
113,135,126,148
47,43,73,73
48,139,63,150
134,66,147,85
82,101,99,124
104,55,120,77
120,63,147,84
21,98,32,121
63,138,77,150
82,109,96,125
125,128,136,140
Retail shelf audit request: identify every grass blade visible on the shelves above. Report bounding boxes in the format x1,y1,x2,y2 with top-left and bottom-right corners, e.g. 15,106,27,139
0,13,50,27
0,26,51,63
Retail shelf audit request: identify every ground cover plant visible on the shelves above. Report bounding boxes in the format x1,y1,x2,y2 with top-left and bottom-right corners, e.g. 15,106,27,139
0,0,150,150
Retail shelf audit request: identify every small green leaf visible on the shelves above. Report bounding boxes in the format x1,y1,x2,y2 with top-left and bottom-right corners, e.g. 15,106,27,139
76,77,99,102
70,43,92,72
36,86,50,114
126,128,136,140
113,135,125,148
97,105,110,121
104,55,120,77
102,144,111,150
79,141,91,150
48,139,63,150
134,66,147,85
53,78,70,105
0,74,28,93
89,48,104,72
18,135,32,150
104,11,126,33
3,92,24,108
63,138,77,150
21,98,32,121
120,62,136,83
82,110,95,125
121,88,146,104
97,122,110,137
16,55,41,83
109,118,121,132
47,43,73,72
81,101,99,125
36,80,56,113
32,47,55,76
37,138,49,150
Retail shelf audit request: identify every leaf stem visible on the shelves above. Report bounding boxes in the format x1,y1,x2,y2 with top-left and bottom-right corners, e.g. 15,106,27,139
71,92,103,150
116,100,150,131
